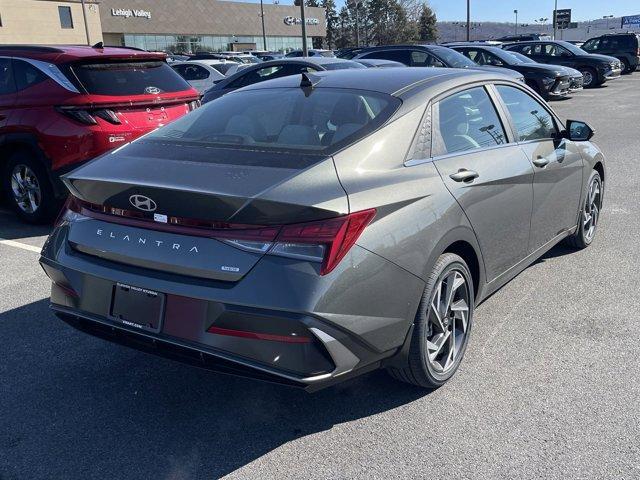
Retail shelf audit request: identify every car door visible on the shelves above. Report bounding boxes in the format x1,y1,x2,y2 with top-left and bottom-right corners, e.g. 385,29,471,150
432,85,535,281
493,84,583,252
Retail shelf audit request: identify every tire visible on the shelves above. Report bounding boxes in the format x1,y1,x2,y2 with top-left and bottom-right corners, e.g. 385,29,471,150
565,170,602,250
388,253,475,389
1,149,60,224
620,58,630,74
579,67,598,88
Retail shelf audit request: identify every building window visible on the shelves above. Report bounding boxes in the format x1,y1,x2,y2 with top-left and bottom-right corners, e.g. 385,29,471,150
58,6,73,29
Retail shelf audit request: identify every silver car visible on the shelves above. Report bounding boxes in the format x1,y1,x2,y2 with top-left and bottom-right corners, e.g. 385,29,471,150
41,68,605,391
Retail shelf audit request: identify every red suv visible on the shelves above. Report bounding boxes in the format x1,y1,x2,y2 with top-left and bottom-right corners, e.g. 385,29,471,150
0,45,200,223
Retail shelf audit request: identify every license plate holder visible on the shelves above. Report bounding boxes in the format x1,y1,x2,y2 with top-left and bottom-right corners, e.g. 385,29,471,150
110,283,165,333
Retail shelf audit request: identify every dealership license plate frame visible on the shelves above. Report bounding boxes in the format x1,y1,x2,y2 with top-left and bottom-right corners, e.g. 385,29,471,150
110,282,165,333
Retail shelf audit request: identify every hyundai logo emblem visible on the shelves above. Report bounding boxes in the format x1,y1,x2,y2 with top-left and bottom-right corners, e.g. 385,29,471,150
129,194,157,212
144,86,161,94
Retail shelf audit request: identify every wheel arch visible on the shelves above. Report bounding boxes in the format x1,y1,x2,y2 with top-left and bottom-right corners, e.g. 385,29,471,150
424,226,486,302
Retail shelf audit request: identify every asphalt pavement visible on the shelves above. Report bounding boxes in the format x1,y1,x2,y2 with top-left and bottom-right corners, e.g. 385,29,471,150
1,75,639,480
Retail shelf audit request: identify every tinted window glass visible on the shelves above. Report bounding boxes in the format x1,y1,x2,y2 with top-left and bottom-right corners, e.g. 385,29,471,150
496,85,557,141
230,64,305,89
13,60,48,91
361,50,410,65
69,61,191,95
58,6,73,28
582,38,599,51
150,88,400,153
174,64,210,81
410,51,445,67
434,87,506,155
0,58,15,95
323,61,366,70
209,63,238,75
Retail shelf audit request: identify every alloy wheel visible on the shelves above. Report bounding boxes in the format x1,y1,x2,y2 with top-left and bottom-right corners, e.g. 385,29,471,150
581,70,593,87
10,164,42,214
583,175,602,242
427,269,470,374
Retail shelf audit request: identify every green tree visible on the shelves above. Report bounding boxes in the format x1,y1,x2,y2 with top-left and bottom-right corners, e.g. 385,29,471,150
418,3,437,41
366,0,416,45
321,0,339,48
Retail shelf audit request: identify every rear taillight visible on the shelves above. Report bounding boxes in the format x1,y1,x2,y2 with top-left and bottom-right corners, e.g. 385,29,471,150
57,107,121,125
60,196,375,276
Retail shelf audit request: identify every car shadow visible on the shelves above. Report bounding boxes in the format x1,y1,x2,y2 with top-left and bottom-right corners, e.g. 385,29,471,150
0,209,52,240
0,299,428,479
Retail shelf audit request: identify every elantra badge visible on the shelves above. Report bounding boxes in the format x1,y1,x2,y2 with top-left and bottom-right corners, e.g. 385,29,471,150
129,194,157,212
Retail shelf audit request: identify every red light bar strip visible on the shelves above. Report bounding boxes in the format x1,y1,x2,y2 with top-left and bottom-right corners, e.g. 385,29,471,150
207,326,312,344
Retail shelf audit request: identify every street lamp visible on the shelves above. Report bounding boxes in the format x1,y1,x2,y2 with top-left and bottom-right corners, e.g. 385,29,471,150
259,0,267,50
294,0,308,55
553,0,558,40
514,10,518,35
603,15,614,29
466,0,470,41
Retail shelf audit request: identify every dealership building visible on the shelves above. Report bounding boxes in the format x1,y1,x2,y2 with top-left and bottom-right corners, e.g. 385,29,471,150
0,0,326,52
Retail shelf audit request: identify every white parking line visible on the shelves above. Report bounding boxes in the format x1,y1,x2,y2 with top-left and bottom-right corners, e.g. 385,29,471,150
0,238,42,254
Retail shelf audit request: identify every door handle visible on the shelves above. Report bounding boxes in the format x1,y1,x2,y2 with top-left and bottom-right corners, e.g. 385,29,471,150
449,169,479,182
532,156,550,168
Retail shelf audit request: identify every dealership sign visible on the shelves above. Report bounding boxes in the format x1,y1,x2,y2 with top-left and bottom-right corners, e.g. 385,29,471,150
111,8,152,19
284,16,319,26
621,15,640,27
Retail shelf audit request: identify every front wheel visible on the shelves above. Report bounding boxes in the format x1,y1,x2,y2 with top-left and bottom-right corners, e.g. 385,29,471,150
565,170,602,249
579,67,599,88
388,253,474,388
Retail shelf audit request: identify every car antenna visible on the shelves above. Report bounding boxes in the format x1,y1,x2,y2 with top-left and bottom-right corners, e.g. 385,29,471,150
92,41,104,49
300,72,322,89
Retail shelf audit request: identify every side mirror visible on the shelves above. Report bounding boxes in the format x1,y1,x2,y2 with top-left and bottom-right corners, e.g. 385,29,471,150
565,120,594,141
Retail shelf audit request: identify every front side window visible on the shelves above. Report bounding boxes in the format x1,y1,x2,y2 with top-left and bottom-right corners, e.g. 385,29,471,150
410,51,445,67
433,87,506,156
544,44,571,57
149,87,400,153
230,64,308,89
58,6,73,29
496,85,557,142
582,38,599,51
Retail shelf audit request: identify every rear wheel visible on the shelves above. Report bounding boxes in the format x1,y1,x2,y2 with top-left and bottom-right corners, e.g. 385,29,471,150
388,253,474,388
565,170,602,249
2,150,59,224
580,67,598,88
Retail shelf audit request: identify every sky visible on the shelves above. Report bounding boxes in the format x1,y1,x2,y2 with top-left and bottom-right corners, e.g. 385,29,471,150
427,0,639,23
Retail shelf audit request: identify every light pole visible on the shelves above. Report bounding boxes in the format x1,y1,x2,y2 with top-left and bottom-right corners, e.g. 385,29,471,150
466,0,470,41
514,10,518,35
553,0,558,40
603,15,614,29
299,0,308,56
80,0,91,45
259,0,267,50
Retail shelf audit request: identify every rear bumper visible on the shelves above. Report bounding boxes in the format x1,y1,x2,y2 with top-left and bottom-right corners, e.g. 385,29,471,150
39,224,424,390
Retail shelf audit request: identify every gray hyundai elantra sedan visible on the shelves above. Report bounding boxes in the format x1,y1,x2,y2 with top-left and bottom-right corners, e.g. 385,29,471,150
40,68,605,391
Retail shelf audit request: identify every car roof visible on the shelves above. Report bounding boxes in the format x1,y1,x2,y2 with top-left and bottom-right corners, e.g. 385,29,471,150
237,67,513,98
0,45,166,63
186,59,240,66
259,57,357,66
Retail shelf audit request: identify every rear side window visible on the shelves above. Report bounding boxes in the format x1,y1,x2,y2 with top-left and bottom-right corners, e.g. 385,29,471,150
433,87,506,156
13,60,48,91
68,61,191,96
150,87,400,153
362,50,410,65
496,85,557,141
173,64,210,81
410,51,445,67
0,58,15,95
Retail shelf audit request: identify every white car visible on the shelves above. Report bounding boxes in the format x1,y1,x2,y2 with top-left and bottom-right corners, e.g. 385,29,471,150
171,60,241,93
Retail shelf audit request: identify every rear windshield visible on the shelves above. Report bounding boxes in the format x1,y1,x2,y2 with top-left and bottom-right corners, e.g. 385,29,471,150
209,63,238,75
323,61,367,70
68,61,191,96
149,87,400,152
